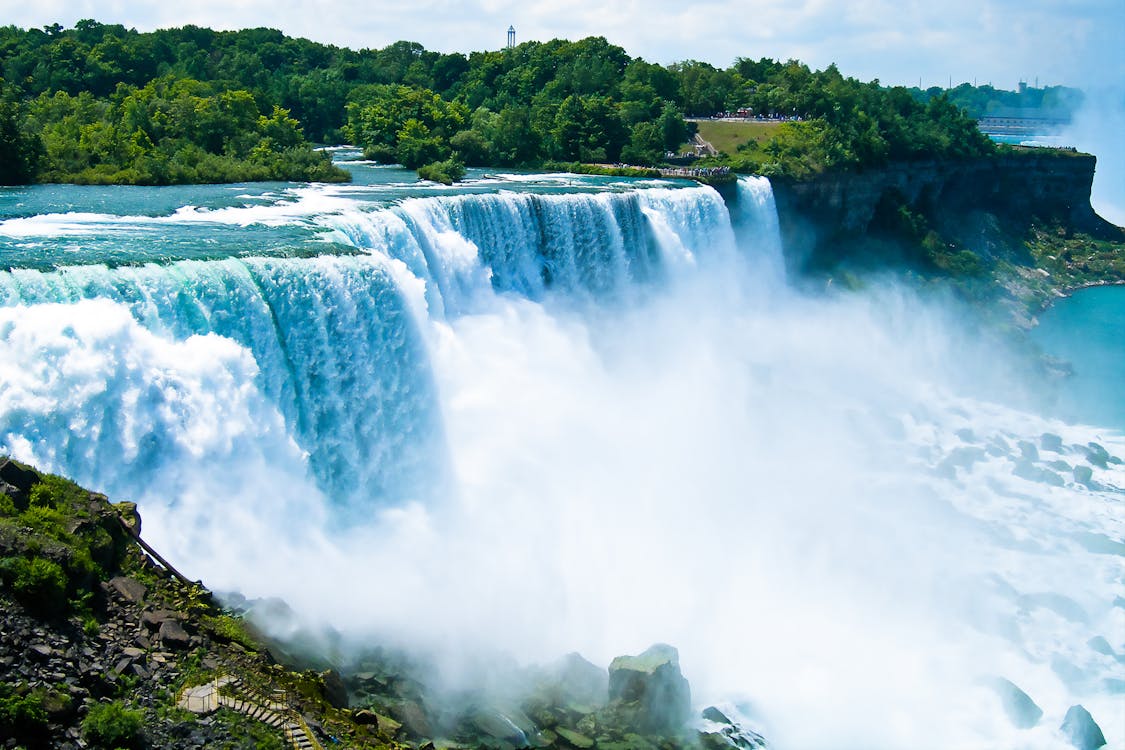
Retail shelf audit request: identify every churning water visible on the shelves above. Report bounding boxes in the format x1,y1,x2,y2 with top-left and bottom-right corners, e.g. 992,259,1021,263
0,164,1121,749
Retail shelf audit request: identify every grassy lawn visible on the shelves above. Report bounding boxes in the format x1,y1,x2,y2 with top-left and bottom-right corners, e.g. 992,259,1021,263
689,120,782,156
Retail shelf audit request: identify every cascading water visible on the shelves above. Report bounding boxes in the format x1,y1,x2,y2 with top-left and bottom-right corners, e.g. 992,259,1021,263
0,172,1121,749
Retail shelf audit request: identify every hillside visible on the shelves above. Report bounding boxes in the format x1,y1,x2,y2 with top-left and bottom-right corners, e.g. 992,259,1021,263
1,458,766,750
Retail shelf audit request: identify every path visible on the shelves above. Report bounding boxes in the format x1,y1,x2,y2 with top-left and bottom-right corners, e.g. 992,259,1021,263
179,674,325,750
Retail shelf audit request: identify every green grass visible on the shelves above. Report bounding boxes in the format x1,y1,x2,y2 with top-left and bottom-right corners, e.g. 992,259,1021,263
689,120,782,156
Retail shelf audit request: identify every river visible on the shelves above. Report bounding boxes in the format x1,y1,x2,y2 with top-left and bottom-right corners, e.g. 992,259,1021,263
0,153,1121,749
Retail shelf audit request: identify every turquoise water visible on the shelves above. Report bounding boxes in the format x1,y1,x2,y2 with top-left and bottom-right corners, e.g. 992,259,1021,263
0,149,690,270
1,160,1123,747
1033,285,1125,431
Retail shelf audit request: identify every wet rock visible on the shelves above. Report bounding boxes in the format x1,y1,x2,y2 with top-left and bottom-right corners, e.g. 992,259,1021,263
392,700,433,738
1060,705,1106,750
1018,440,1040,461
608,643,691,734
702,706,733,725
556,726,595,748
471,707,531,746
1073,465,1094,486
699,706,767,749
986,677,1042,729
1084,443,1110,469
1086,636,1115,657
1041,433,1063,452
554,652,609,709
319,668,348,709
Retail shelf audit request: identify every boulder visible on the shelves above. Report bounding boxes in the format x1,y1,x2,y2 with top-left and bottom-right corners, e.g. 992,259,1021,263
1040,433,1064,452
699,706,767,749
553,652,609,709
1061,705,1106,750
158,619,191,649
1084,443,1110,469
608,643,691,734
0,458,39,507
470,707,529,746
142,609,184,630
1017,440,1040,461
986,677,1042,729
109,576,148,604
319,669,348,709
1073,465,1094,486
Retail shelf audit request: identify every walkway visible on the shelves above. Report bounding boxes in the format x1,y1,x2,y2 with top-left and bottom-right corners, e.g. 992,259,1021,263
179,674,325,750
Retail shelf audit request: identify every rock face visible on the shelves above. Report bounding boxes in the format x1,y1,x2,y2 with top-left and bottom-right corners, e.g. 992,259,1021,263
607,643,692,734
1061,705,1107,750
769,152,1112,276
987,677,1043,729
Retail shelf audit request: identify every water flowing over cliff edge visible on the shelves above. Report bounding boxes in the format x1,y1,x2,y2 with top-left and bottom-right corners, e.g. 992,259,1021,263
0,168,1122,749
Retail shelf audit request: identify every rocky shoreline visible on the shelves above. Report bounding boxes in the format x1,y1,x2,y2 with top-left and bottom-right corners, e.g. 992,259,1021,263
1,458,770,750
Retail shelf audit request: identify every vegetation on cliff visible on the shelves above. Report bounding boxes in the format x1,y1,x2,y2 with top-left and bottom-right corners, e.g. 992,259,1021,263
1,457,769,750
1,20,998,184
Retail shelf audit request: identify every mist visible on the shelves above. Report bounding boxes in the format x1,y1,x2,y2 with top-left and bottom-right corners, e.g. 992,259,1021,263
1062,86,1125,227
1,183,1121,750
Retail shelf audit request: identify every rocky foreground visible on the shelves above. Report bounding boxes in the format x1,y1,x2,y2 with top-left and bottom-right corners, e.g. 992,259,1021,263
1,458,769,750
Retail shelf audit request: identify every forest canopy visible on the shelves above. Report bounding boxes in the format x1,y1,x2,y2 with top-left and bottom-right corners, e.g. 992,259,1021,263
0,20,1026,185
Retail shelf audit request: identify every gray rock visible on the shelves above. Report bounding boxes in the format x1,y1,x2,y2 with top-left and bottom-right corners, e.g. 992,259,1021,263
1041,433,1063,452
1018,440,1040,461
109,576,147,604
1074,465,1094,486
142,609,182,629
320,669,348,709
471,708,530,746
552,652,608,708
702,706,734,725
158,620,191,649
1061,705,1106,750
608,643,691,734
986,677,1042,729
1084,443,1110,469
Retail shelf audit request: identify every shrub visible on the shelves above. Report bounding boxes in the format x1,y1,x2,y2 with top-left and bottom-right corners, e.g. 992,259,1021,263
0,556,68,616
417,157,465,185
82,700,144,749
0,683,50,746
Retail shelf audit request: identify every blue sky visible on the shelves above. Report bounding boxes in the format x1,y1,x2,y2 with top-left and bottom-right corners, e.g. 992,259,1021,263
2,0,1122,90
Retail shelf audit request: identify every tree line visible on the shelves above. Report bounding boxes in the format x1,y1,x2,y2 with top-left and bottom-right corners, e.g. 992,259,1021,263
1,20,1007,185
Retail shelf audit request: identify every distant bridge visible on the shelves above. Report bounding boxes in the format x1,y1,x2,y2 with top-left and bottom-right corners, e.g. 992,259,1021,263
977,115,1069,136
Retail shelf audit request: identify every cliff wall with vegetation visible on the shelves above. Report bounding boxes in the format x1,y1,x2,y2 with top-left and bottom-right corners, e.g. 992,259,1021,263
766,149,1125,322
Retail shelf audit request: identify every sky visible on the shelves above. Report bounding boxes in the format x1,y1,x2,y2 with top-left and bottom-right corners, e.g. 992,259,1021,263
2,0,1122,90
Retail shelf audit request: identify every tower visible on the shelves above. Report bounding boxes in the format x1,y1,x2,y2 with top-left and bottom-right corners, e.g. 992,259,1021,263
507,25,515,49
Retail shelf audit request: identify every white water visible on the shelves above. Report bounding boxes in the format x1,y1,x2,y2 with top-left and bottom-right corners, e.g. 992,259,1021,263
0,177,1121,749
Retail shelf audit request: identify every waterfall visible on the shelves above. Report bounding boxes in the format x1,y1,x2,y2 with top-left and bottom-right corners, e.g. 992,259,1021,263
2,175,1120,749
0,183,738,515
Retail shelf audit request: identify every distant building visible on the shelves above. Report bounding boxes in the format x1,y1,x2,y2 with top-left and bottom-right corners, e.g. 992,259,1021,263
507,25,515,49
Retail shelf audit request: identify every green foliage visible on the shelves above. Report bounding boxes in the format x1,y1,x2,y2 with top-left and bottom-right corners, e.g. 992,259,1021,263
0,682,51,746
416,157,466,185
202,613,259,650
0,21,1000,179
0,556,68,616
82,700,144,749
